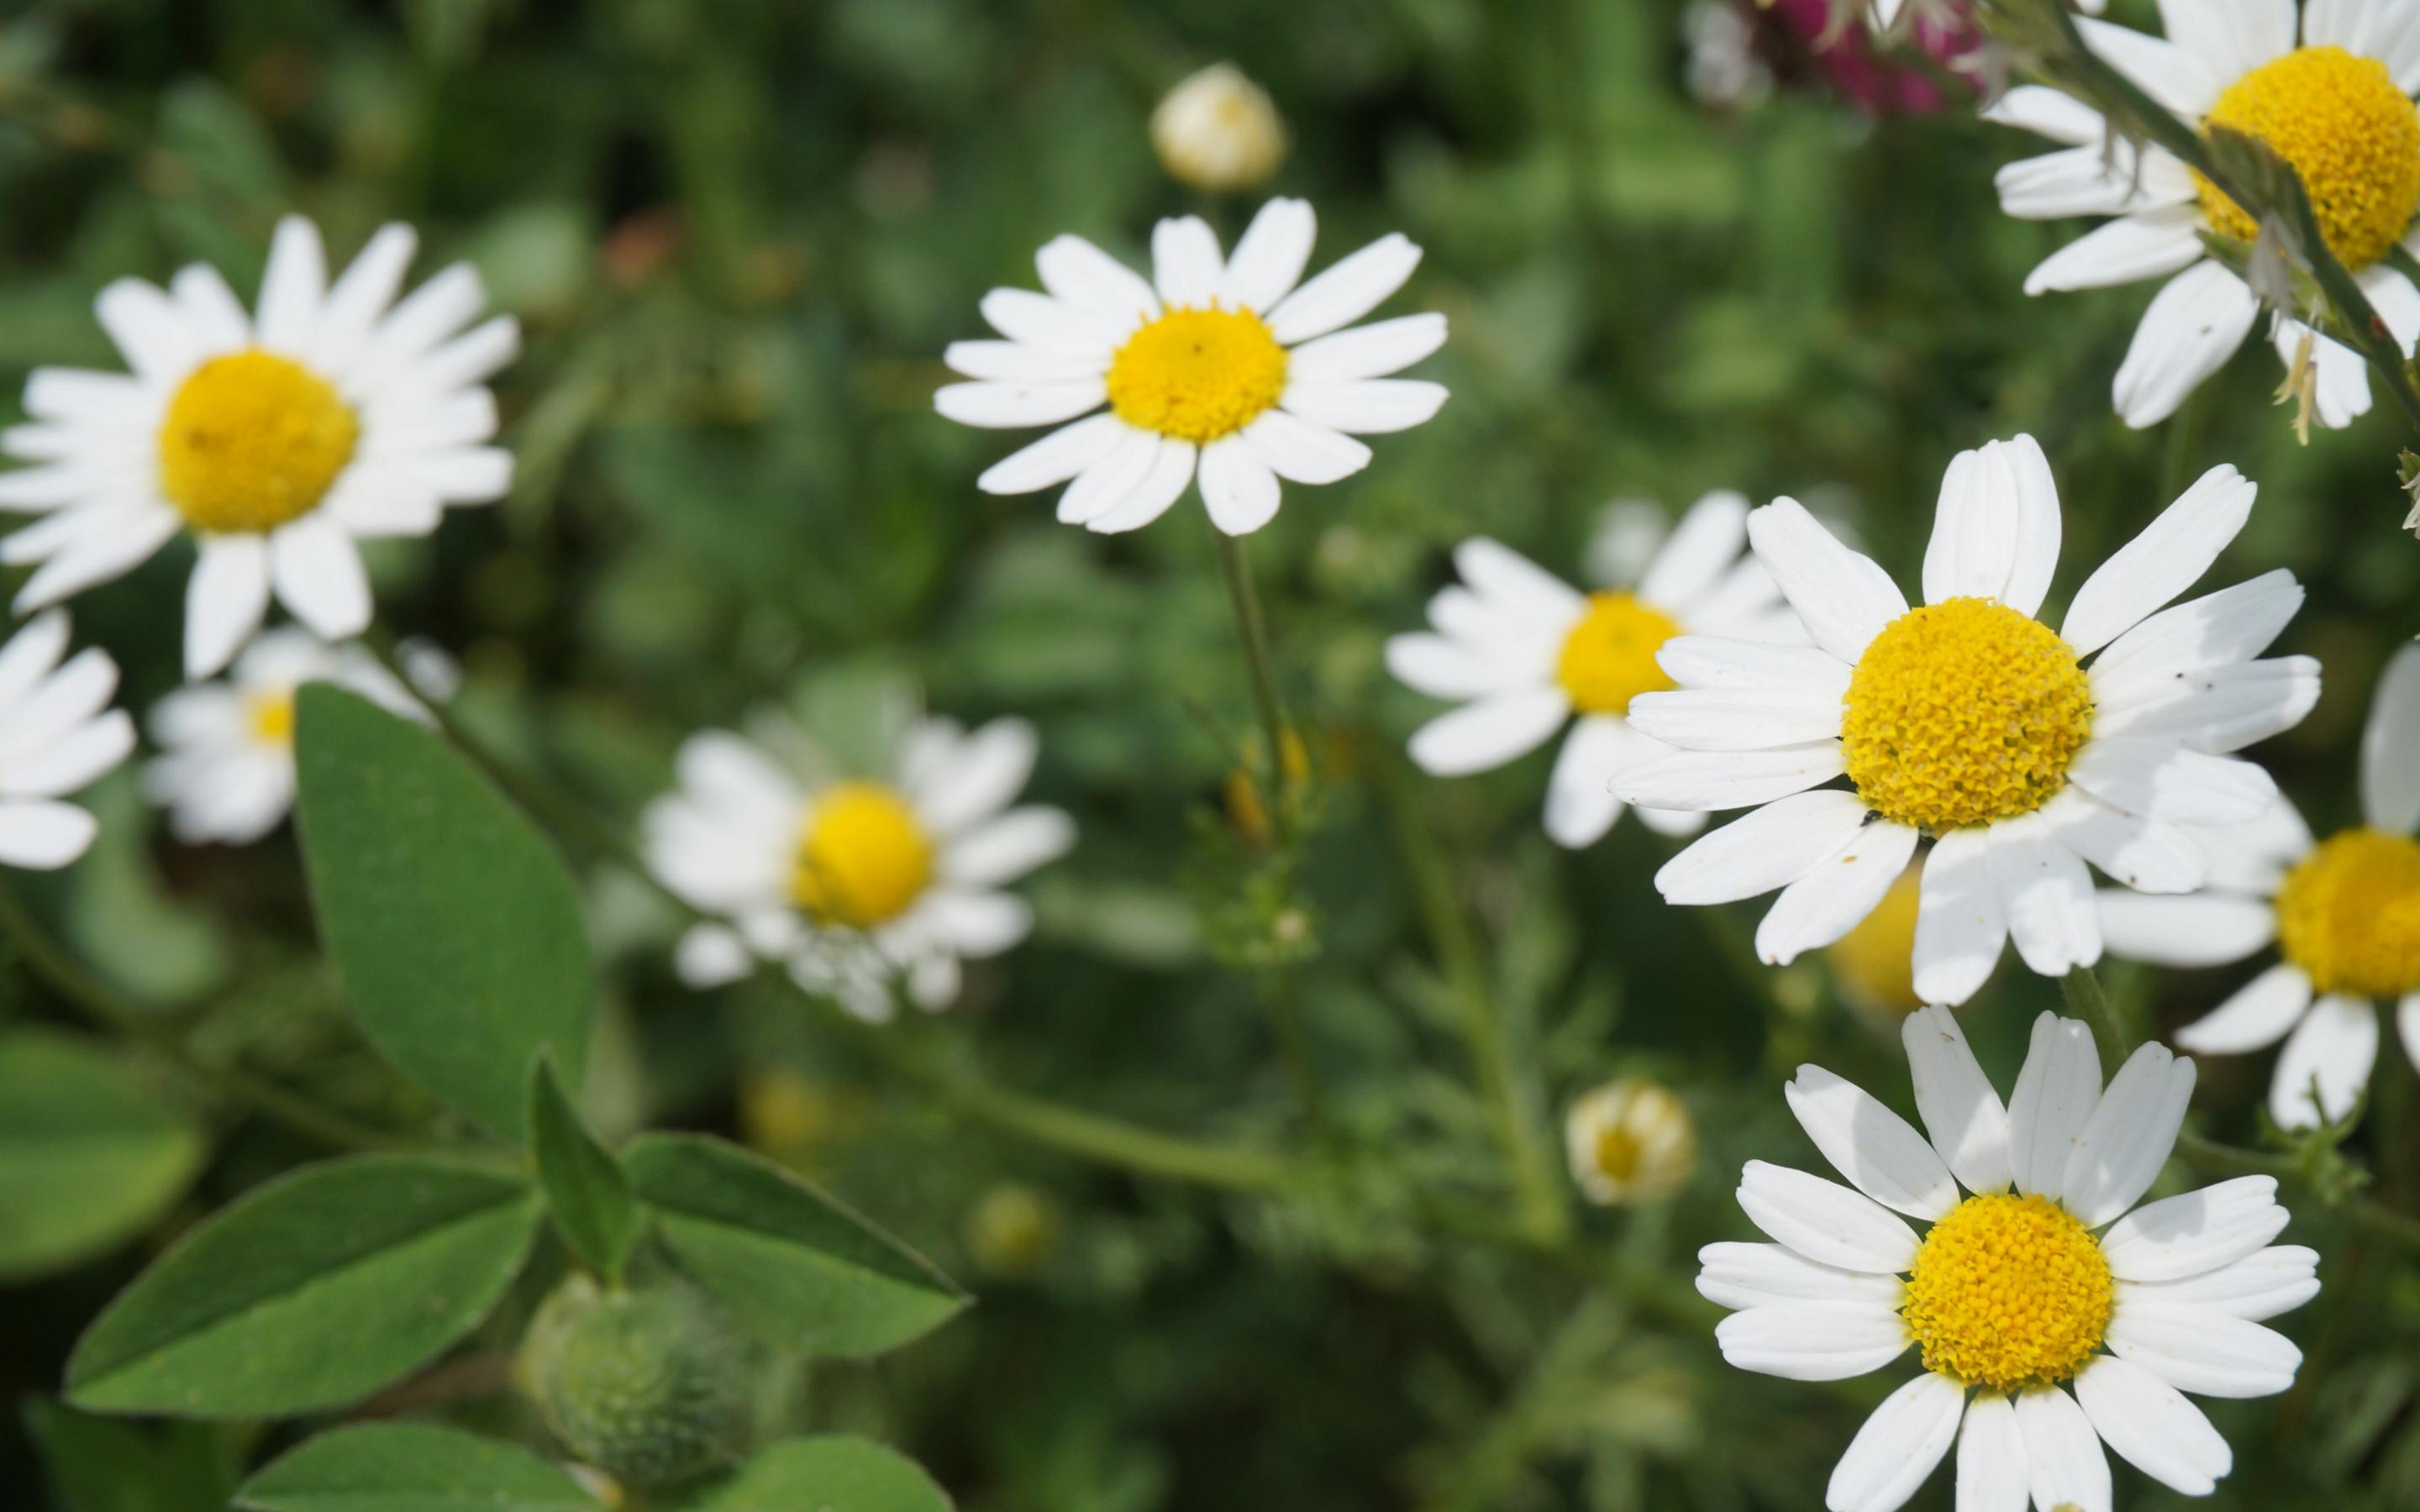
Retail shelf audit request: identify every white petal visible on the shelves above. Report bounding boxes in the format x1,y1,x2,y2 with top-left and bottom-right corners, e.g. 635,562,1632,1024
977,412,1130,496
1279,378,1447,435
1986,812,2102,979
1653,789,1874,904
1407,689,1568,776
1916,827,2012,1011
2077,16,2222,113
915,717,1039,835
978,288,1122,355
13,507,180,611
171,265,250,354
942,339,1107,384
1638,491,1750,610
2307,0,2420,89
1286,313,1447,383
1265,234,1423,345
2075,1352,2233,1497
184,534,272,680
2039,787,2209,895
255,217,329,354
1655,636,1849,696
2062,1042,2196,1226
1453,537,1586,624
0,612,71,720
1694,1241,1906,1311
1056,428,1160,526
1544,715,1637,848
2097,891,2275,970
2175,963,2314,1057
2014,1386,2111,1512
309,224,419,375
2118,1245,2320,1322
1712,1301,1911,1382
2022,207,2207,295
2066,738,2277,827
1735,1160,1920,1273
1982,85,2107,145
943,807,1075,888
2066,463,2258,654
1922,434,2061,617
1825,1372,1963,1512
1197,434,1282,536
2090,570,2305,696
673,925,754,988
1236,409,1370,485
2105,1308,2302,1398
1386,633,1519,701
1746,498,1907,665
2269,994,2378,1129
0,800,97,869
1902,1004,2013,1197
2362,642,2420,833
934,378,1107,429
1616,742,1845,812
1954,1394,2028,1512
1996,144,2193,220
0,648,116,767
2158,0,2294,77
2275,319,2373,429
268,517,371,641
1150,216,1225,309
1625,685,1844,751
95,278,201,385
2006,1011,2102,1200
1086,438,1197,534
1033,234,1158,328
1220,198,1317,313
2110,262,2261,430
1786,1064,1958,1221
2093,655,2319,754
2099,1176,2288,1282
1759,822,1922,966
922,890,1033,958
0,711,133,799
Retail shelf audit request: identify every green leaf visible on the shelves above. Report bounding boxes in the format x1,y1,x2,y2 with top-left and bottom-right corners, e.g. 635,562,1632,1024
623,1133,965,1357
0,1030,205,1282
237,1424,602,1512
529,1055,640,1281
24,1399,242,1512
293,685,592,1142
66,1155,540,1418
663,1437,951,1512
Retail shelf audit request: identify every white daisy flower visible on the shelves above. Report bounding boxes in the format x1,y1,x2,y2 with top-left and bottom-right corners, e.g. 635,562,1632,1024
0,612,134,869
1989,0,2420,428
1707,1005,2314,1512
1385,491,1801,848
644,712,1075,1022
2099,642,2420,1129
1565,1078,1698,1205
143,628,438,846
935,197,1446,537
1617,434,2319,1005
0,216,518,677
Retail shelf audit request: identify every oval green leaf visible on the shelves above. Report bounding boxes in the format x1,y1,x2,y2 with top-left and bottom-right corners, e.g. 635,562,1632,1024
663,1437,950,1512
529,1055,639,1280
293,684,592,1142
623,1134,965,1358
237,1424,602,1512
0,1031,205,1282
66,1155,540,1418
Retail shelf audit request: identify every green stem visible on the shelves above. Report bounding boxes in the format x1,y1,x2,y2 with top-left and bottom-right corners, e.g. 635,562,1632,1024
2059,964,2128,1072
1375,751,1570,1245
1260,963,1327,1133
0,874,412,1153
1211,529,1296,829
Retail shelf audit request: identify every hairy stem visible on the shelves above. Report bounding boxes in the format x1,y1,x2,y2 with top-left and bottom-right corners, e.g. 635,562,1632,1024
2059,964,2128,1072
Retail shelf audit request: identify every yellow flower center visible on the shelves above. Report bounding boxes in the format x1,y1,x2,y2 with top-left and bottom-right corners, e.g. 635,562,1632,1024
245,690,296,747
2274,827,2420,998
1828,860,1924,1016
1900,1192,2113,1393
789,783,934,929
2195,45,2420,270
1105,307,1288,444
1556,591,1682,716
157,350,360,534
1593,1124,1644,1184
1841,598,2094,832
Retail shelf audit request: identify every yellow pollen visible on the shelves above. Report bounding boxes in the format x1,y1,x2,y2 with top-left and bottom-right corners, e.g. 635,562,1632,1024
1841,598,2093,832
1900,1193,2112,1392
2194,45,2420,270
157,350,360,534
2274,827,2420,998
1593,1125,1643,1184
245,690,296,747
790,783,934,929
1556,591,1682,716
1105,306,1287,443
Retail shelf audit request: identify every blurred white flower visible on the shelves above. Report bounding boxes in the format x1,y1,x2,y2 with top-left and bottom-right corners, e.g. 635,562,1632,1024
936,198,1445,537
1622,436,2317,1006
1386,491,1800,849
1704,1006,2311,1510
0,216,518,677
1565,1079,1697,1205
1150,63,1286,192
1682,3,1770,108
2099,642,2420,1130
645,712,1074,1022
144,628,441,846
1987,1,2419,429
0,612,134,869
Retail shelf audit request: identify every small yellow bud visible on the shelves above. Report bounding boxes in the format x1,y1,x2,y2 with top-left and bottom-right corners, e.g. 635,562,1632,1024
966,1183,1061,1280
1565,1079,1697,1206
1151,64,1286,193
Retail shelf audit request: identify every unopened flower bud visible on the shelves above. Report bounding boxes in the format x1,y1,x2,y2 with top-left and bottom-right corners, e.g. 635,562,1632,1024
523,1277,749,1488
1565,1078,1697,1205
1151,65,1286,192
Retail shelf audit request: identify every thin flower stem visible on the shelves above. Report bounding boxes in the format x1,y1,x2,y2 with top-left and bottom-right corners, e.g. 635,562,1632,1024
0,872,413,1153
1374,750,1571,1246
1211,529,1297,829
2059,964,2128,1072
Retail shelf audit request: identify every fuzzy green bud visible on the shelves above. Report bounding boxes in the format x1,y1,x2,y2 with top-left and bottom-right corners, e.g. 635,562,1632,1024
523,1276,748,1488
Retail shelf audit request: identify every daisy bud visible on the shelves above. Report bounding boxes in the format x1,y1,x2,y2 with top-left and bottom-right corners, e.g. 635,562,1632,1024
965,1183,1062,1280
1151,64,1286,193
1564,1079,1697,1205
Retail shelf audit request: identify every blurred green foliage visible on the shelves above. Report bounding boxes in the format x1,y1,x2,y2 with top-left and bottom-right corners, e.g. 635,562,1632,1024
3,0,2419,1509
